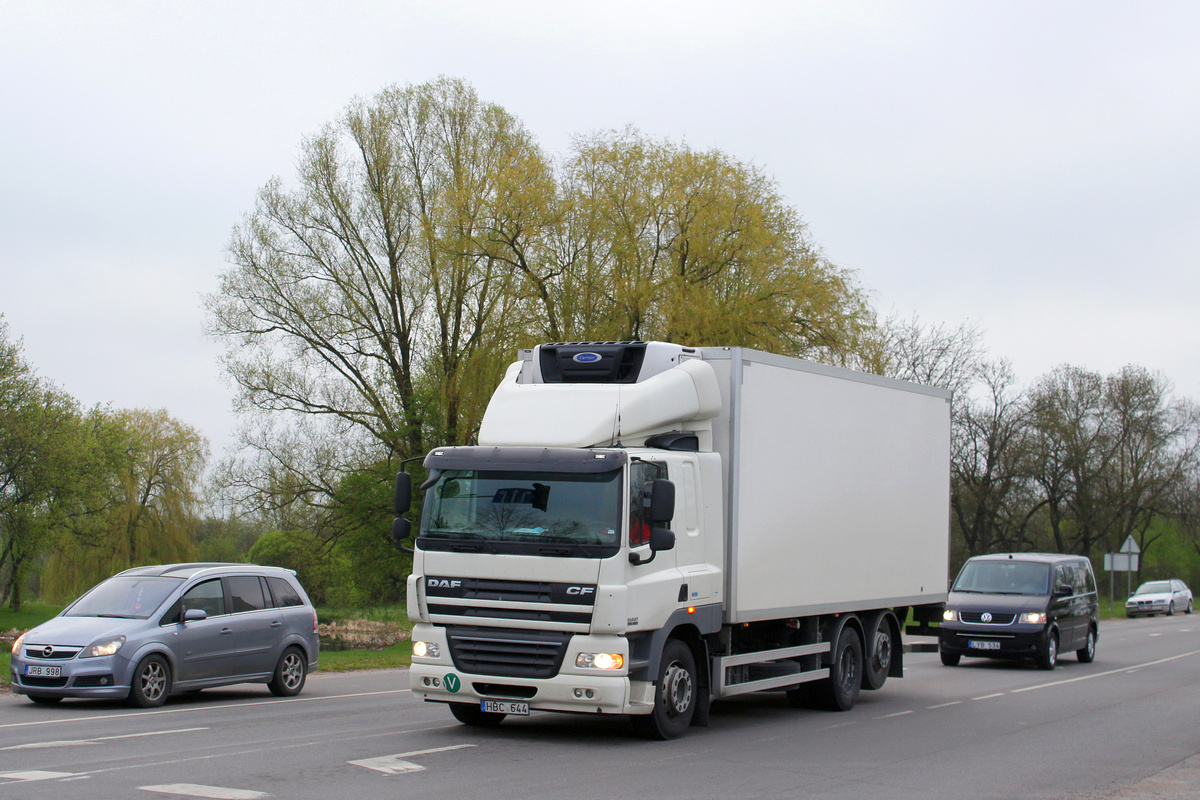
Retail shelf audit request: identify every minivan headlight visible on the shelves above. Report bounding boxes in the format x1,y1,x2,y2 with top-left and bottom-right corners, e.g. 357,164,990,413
1019,612,1047,625
942,609,958,622
11,632,26,654
83,635,126,658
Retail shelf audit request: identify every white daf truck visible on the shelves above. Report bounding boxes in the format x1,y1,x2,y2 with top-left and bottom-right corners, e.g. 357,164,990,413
393,342,950,738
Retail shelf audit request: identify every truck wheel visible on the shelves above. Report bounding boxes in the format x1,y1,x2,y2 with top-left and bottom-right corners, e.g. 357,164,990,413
939,648,960,667
449,702,506,727
811,627,862,711
861,612,896,690
1076,626,1096,663
633,639,697,739
1037,631,1058,670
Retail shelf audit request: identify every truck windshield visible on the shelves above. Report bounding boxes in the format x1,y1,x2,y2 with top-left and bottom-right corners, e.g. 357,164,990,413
952,561,1050,595
418,468,622,556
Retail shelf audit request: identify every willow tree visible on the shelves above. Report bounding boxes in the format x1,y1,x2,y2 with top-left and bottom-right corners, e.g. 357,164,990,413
41,408,207,601
498,128,874,359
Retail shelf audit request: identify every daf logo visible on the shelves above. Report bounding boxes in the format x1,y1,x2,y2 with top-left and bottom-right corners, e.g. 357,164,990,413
572,352,602,364
566,586,595,596
428,579,462,589
981,612,993,623
42,646,54,658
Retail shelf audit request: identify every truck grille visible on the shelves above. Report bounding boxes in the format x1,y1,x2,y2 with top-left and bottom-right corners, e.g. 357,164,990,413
424,577,595,627
445,626,571,679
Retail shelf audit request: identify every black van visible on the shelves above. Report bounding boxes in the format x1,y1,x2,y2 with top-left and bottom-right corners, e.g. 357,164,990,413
938,553,1099,670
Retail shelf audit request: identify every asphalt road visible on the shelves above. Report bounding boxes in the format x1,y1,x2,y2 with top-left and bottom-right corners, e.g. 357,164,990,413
1,614,1197,800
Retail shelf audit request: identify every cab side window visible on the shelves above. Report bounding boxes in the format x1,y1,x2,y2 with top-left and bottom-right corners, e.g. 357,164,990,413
228,575,267,613
628,461,667,547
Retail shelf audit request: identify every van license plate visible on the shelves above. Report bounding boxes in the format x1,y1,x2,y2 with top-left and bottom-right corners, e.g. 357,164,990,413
24,665,62,677
968,640,1000,650
482,700,529,715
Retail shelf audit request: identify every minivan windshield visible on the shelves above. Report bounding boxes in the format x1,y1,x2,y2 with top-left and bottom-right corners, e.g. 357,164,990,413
64,576,183,619
1133,581,1172,595
952,560,1051,595
419,468,622,551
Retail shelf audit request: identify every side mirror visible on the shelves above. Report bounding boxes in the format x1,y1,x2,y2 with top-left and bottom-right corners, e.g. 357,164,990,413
183,608,207,622
392,517,413,554
647,479,675,524
395,472,412,515
648,527,675,552
1054,584,1072,597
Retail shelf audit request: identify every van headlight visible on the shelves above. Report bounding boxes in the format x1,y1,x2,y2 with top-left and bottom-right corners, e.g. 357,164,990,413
412,641,441,659
83,635,126,658
576,652,623,670
942,609,958,622
1019,612,1047,625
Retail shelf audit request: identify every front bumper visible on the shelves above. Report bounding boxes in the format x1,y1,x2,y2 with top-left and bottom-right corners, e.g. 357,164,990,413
409,624,649,715
10,652,134,700
939,623,1049,660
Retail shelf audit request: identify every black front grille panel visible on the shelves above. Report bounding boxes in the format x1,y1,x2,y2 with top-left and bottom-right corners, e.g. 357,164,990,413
428,604,591,625
20,675,68,688
446,626,571,679
961,612,1017,625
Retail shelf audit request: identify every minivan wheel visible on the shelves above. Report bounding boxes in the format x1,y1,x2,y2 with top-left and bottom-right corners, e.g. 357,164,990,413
268,647,307,697
1076,627,1096,663
1037,632,1058,670
128,654,171,707
940,649,961,667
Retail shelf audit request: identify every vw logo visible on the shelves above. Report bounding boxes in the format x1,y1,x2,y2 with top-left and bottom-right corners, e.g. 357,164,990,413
41,646,54,658
981,612,993,623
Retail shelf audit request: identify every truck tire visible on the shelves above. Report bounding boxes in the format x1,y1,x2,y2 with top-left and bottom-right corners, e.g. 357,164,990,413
861,612,896,690
633,639,697,739
811,626,862,711
449,702,506,727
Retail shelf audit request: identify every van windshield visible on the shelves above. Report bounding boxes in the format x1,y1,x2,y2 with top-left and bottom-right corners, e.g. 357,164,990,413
953,561,1051,595
64,576,184,619
418,468,622,557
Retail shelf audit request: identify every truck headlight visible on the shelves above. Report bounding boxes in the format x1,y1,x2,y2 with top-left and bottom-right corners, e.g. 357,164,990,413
942,609,958,622
576,652,623,670
1019,612,1046,625
83,635,126,658
412,641,441,659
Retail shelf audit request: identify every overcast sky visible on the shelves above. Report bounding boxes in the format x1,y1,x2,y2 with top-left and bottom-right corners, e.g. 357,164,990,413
2,1,1198,459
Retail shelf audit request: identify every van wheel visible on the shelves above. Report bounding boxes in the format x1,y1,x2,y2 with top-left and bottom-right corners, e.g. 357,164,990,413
632,639,697,739
128,654,170,707
449,702,506,727
811,627,862,711
1076,626,1096,663
940,649,961,667
268,647,307,697
861,612,895,690
1037,631,1058,670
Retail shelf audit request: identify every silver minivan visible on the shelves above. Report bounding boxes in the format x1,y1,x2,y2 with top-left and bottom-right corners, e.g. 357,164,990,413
10,563,319,707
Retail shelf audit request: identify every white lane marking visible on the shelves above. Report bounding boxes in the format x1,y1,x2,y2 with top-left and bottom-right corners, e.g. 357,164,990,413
972,692,1005,700
0,770,78,781
878,710,914,718
349,743,475,775
928,701,962,709
142,784,267,799
1011,649,1200,693
1,727,207,750
0,688,410,731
